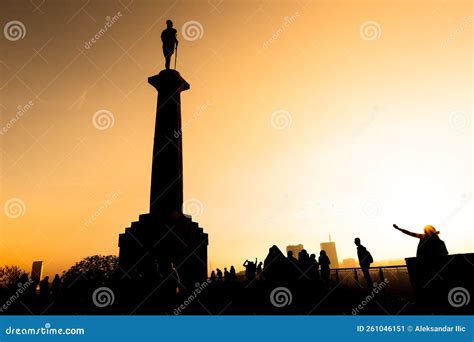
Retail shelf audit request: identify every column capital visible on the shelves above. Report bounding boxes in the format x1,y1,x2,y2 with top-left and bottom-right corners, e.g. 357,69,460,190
148,69,190,93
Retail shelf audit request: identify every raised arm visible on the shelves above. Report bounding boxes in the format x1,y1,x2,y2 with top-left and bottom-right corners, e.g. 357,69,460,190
392,224,423,238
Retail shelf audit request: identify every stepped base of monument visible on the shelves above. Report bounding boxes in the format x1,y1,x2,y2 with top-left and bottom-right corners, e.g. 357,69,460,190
118,212,208,289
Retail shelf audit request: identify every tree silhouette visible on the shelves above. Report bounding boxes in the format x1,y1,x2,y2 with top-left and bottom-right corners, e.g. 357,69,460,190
0,265,25,289
62,255,118,288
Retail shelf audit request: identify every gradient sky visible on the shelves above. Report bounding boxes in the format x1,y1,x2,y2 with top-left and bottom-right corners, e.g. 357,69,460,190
1,0,472,277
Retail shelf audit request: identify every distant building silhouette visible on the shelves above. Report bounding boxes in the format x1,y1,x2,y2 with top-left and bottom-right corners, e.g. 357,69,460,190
341,258,357,268
31,261,43,283
286,244,304,260
320,238,339,268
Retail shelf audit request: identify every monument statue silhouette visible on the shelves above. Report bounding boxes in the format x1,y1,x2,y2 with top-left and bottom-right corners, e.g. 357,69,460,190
118,55,208,288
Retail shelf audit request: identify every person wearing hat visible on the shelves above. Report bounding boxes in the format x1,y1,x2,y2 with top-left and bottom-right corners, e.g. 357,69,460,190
392,224,448,259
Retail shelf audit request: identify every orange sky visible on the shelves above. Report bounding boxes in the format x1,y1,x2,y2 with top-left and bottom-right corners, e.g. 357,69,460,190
1,0,472,277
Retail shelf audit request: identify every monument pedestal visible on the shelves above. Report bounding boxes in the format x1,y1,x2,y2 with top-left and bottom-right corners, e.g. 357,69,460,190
118,70,208,289
118,213,208,287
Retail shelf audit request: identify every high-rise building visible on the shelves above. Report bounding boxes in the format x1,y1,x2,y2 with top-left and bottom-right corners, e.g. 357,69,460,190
286,244,304,259
31,261,43,282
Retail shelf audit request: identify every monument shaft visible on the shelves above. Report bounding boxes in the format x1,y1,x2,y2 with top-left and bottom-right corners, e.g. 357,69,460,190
148,70,189,215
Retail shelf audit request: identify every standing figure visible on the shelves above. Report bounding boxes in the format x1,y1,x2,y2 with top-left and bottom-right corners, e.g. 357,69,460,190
318,250,331,286
308,254,320,282
243,259,257,282
229,266,237,281
224,267,230,282
161,20,178,70
354,238,374,287
51,274,61,299
392,224,448,259
216,268,223,282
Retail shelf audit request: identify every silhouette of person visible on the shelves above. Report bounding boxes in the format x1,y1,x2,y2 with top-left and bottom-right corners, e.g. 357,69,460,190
210,270,217,282
229,266,237,281
354,238,373,287
224,267,230,282
263,245,285,282
298,249,310,279
393,224,448,258
309,253,320,281
287,250,298,265
256,262,263,279
393,224,449,307
243,258,257,281
161,19,178,70
39,276,50,302
216,268,223,282
51,274,61,299
318,250,331,285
